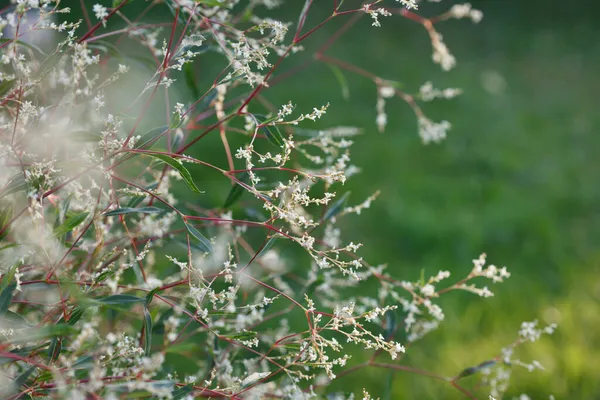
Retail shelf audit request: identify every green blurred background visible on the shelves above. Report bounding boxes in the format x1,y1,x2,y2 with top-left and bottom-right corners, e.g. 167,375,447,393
70,0,600,398
265,1,599,398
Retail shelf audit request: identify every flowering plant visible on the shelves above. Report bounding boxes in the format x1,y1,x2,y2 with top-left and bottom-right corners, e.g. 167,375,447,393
0,1,554,399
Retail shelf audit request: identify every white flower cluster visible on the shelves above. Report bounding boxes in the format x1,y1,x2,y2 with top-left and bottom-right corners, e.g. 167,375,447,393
449,3,484,24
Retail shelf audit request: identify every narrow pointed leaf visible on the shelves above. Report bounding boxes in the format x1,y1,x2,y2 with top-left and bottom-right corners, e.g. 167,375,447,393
323,191,350,221
103,207,162,217
96,295,144,305
184,222,212,253
224,172,250,208
145,153,202,194
143,308,152,356
53,212,89,238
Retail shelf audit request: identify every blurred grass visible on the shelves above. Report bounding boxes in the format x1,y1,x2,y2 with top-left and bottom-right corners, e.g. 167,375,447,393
71,0,600,397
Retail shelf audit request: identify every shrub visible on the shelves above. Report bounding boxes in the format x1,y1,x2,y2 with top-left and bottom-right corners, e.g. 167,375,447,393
0,1,554,399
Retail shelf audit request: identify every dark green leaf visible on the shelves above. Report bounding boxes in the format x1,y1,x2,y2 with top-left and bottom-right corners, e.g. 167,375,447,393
53,212,89,238
323,191,350,221
184,63,200,98
305,274,325,296
73,355,94,368
456,360,497,380
67,307,86,326
103,207,162,217
224,172,250,209
384,310,397,339
135,125,169,151
255,115,284,147
0,282,17,316
96,295,145,305
0,205,11,241
113,0,130,7
145,287,161,307
145,153,202,194
126,182,157,208
47,338,62,362
326,63,350,100
172,383,195,399
143,308,152,356
196,87,218,113
184,222,213,253
222,330,257,341
257,235,280,258
14,366,36,390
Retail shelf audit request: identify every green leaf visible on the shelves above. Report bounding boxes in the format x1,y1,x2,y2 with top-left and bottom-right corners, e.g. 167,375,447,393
456,360,497,380
223,172,250,209
184,222,213,253
126,182,157,208
257,235,280,258
53,212,89,238
198,88,218,112
135,125,169,151
73,355,94,368
14,366,36,390
47,337,62,362
172,383,195,399
143,308,153,356
0,243,20,253
384,310,397,338
326,63,350,100
255,115,284,147
145,153,202,194
0,79,15,98
169,112,182,130
195,0,224,6
145,287,161,307
222,330,257,341
0,282,16,316
113,0,130,7
165,342,198,355
0,262,19,293
0,205,11,241
0,174,27,198
103,207,162,217
22,324,77,341
323,191,350,221
184,63,200,98
305,274,325,296
96,294,145,305
68,307,86,326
